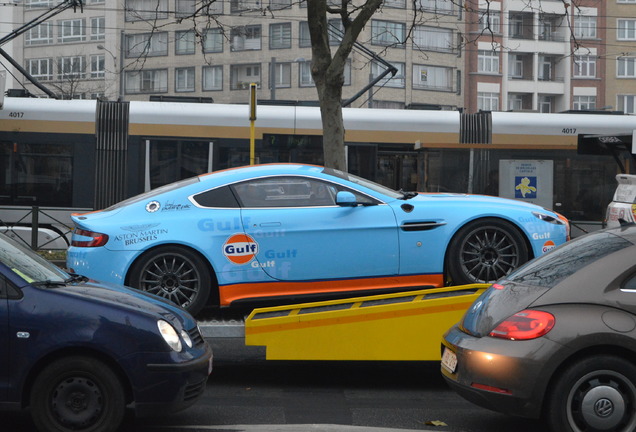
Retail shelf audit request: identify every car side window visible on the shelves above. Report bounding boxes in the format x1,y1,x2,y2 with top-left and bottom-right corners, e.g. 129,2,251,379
232,177,337,208
192,186,240,208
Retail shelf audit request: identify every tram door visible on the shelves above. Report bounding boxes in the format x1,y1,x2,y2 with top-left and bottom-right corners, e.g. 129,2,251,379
376,152,419,191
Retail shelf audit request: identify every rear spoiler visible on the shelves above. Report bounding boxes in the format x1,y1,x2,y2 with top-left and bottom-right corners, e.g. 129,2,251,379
577,133,636,173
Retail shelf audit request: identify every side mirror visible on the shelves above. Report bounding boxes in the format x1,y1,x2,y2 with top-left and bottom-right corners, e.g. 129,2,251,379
336,191,358,207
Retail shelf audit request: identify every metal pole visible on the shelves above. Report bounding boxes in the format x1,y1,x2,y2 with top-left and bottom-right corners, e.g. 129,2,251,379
119,30,125,101
270,57,276,101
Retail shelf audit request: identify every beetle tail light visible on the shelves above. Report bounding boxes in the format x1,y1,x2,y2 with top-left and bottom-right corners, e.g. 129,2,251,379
71,229,109,247
489,310,555,341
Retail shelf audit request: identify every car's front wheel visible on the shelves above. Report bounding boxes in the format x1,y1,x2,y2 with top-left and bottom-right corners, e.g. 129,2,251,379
446,218,528,284
546,355,636,432
30,356,126,432
128,246,212,316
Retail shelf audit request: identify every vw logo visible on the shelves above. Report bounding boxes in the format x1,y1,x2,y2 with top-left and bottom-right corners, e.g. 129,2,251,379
594,398,614,418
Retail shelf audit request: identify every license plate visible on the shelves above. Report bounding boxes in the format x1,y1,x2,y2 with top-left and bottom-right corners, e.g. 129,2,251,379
441,347,457,373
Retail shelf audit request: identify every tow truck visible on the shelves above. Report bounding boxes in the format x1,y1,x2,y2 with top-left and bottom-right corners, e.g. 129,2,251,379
198,284,488,361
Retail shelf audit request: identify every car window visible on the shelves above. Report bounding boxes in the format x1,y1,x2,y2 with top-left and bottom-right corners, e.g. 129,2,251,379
192,186,240,208
232,177,339,208
505,231,632,288
0,235,68,284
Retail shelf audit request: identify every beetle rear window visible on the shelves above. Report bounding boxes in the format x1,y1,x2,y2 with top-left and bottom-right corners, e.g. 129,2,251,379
506,231,632,288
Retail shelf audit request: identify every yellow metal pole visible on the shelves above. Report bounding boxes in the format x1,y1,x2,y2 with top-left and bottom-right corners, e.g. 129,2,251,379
249,83,257,165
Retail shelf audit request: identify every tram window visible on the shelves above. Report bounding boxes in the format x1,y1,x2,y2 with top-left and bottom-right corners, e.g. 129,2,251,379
148,140,212,189
1,142,73,207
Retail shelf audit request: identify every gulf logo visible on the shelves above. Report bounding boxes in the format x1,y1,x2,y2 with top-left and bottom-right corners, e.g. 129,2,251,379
223,233,259,265
542,240,556,254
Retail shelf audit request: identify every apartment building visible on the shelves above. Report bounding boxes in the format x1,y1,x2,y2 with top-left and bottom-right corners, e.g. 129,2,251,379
463,0,606,113
606,0,636,113
8,0,466,109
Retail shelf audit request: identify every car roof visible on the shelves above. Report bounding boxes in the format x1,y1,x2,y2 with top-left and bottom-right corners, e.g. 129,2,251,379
198,164,325,184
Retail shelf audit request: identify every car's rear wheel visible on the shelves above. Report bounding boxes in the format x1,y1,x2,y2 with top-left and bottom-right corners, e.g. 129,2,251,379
30,356,125,432
446,218,528,284
128,246,212,316
546,355,636,432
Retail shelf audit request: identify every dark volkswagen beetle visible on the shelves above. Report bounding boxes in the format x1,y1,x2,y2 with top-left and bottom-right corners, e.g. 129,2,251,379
442,224,636,432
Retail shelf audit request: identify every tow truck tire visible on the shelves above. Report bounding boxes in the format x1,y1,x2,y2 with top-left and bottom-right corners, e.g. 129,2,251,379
30,356,126,432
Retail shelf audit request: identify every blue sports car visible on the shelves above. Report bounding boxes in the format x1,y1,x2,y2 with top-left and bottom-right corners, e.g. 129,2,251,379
67,164,569,315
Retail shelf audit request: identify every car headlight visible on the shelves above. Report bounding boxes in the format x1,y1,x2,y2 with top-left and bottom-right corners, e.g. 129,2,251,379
181,329,193,348
157,320,182,352
532,211,563,224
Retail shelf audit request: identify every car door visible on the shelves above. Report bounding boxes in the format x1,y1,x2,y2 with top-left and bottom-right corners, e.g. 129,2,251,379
0,277,9,401
233,176,399,281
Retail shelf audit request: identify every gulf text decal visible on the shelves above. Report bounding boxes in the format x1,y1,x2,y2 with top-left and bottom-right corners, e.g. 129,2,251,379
223,233,259,265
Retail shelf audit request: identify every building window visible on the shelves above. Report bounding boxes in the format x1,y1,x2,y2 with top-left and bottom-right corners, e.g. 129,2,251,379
27,58,53,80
384,0,405,8
574,15,597,39
231,0,260,13
618,57,636,78
508,94,524,111
230,64,261,90
175,67,195,92
203,65,223,91
271,62,291,88
371,20,406,47
371,61,405,88
328,19,344,45
270,0,291,10
125,69,168,93
478,92,499,111
125,32,168,57
26,0,52,8
176,30,195,55
203,28,223,53
125,0,168,21
299,60,349,86
175,0,194,17
270,23,292,49
58,56,86,79
619,0,636,3
478,50,499,74
25,23,53,45
299,61,313,87
231,25,262,51
618,19,636,41
538,56,554,81
574,55,596,78
479,10,500,33
413,26,454,53
299,22,311,48
539,96,553,113
90,17,105,41
412,64,452,91
58,19,85,43
90,54,105,78
508,54,523,78
573,96,596,110
618,95,636,114
416,0,453,14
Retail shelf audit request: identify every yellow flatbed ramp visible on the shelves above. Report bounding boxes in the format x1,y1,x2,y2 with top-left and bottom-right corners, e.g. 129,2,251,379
245,284,488,361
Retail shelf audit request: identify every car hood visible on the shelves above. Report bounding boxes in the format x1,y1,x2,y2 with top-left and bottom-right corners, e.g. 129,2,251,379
39,279,196,329
411,192,549,211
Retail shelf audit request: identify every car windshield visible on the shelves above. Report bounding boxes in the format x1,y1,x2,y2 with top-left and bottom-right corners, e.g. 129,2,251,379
0,235,69,285
505,230,632,288
322,168,404,199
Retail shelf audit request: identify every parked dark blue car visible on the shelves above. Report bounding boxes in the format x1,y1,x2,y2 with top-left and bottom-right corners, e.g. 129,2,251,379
0,232,212,432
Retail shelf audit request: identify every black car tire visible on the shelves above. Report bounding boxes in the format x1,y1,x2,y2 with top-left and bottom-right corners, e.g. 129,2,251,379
546,355,636,432
446,218,528,284
128,246,212,315
30,356,126,432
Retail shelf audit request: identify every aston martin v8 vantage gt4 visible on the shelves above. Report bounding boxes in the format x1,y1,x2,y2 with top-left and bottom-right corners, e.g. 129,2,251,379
67,164,569,315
